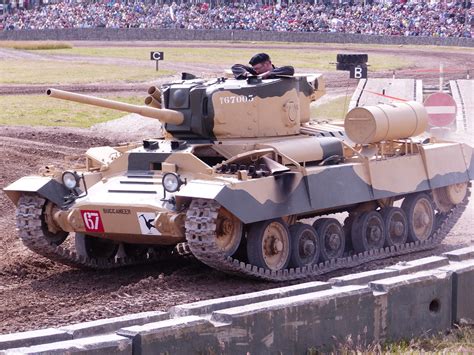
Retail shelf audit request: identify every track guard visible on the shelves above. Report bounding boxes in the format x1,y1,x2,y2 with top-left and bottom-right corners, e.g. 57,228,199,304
4,176,69,206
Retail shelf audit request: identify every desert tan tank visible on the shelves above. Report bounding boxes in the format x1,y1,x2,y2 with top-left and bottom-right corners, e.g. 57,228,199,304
4,73,473,281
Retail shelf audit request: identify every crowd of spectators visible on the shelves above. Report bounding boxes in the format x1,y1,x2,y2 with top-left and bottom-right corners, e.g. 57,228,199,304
3,0,473,38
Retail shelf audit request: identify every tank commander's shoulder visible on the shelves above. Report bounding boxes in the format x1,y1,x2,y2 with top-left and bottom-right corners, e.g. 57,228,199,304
232,53,294,80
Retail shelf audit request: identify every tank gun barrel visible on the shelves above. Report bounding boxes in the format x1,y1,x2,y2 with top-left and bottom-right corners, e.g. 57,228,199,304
46,88,184,126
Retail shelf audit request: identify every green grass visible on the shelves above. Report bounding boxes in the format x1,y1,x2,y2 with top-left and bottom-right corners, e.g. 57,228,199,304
30,46,411,72
0,43,412,86
311,95,352,121
381,325,474,353
0,94,144,128
307,325,474,353
0,41,73,50
0,59,173,84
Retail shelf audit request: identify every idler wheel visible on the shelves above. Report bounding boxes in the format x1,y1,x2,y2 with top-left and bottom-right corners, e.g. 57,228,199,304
433,182,469,213
381,207,408,247
351,211,386,253
75,233,119,259
41,199,68,245
288,223,320,268
247,218,291,271
402,193,435,242
313,218,345,261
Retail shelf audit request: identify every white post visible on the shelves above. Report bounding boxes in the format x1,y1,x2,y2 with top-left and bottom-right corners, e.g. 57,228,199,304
439,63,444,92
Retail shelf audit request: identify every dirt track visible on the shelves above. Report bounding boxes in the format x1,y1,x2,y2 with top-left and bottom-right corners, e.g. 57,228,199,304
0,43,473,334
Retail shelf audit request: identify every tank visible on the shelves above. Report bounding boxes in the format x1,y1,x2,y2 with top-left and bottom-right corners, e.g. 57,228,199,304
4,73,473,281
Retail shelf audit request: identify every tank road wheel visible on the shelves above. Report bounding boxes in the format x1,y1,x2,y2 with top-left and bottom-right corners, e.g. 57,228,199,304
215,207,243,257
313,218,345,261
433,182,469,213
75,233,119,259
247,219,291,271
381,207,408,247
402,193,435,242
352,211,385,253
343,214,357,252
288,223,320,268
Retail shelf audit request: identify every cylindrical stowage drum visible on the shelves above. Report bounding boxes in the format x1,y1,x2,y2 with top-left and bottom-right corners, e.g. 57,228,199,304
344,101,428,144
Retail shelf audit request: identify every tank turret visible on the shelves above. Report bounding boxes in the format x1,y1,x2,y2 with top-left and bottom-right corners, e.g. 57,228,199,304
47,74,324,140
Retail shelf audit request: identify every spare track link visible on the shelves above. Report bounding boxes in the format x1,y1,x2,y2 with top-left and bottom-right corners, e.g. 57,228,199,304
185,187,471,282
16,194,176,269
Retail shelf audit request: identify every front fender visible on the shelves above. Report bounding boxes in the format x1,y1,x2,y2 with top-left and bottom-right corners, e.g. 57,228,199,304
3,176,69,206
175,179,226,208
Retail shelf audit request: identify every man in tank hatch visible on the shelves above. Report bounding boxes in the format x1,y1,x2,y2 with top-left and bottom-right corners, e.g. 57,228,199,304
231,53,295,80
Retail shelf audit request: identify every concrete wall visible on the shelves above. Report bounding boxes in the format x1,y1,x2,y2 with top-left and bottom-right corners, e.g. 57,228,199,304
1,246,473,354
0,28,472,47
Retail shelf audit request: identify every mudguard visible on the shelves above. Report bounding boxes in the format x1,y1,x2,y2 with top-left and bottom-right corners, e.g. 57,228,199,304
4,176,69,206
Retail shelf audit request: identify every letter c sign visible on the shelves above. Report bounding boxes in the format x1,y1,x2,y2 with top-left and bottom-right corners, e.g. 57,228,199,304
150,51,164,61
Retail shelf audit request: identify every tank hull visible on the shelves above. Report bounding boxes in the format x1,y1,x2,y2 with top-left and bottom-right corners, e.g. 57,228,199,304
5,135,473,279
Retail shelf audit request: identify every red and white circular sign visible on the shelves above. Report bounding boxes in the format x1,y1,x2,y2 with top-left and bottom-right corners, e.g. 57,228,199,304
423,92,457,127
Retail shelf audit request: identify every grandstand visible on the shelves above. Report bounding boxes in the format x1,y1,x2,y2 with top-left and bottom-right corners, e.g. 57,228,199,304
1,0,472,38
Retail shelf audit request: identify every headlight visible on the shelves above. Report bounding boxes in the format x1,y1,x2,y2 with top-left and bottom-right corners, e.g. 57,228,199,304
162,173,182,193
62,171,80,189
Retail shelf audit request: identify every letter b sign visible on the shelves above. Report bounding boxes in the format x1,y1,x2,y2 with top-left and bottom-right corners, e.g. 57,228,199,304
350,66,367,79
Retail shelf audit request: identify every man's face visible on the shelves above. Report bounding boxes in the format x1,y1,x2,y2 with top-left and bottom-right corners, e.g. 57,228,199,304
252,60,272,74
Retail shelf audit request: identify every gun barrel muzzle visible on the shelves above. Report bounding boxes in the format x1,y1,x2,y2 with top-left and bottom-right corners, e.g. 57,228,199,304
145,96,162,109
148,86,162,102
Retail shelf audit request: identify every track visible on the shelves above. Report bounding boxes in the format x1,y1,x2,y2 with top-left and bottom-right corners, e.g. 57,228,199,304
185,191,470,281
14,185,471,282
15,194,187,269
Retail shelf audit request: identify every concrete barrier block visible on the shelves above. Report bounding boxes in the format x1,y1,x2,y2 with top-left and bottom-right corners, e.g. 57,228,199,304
0,328,71,351
1,334,131,355
369,270,452,341
442,246,474,261
117,316,219,355
329,269,399,286
60,311,168,339
171,281,330,317
385,255,449,274
439,260,474,324
211,285,375,353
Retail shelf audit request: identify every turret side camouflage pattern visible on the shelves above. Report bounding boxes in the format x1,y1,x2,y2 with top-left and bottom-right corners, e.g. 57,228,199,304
162,75,317,139
3,73,473,281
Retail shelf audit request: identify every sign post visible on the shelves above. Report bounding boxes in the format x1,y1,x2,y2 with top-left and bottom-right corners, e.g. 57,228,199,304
150,51,164,71
423,92,457,127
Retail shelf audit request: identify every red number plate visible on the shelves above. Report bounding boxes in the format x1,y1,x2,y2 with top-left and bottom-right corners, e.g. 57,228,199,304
80,210,104,233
